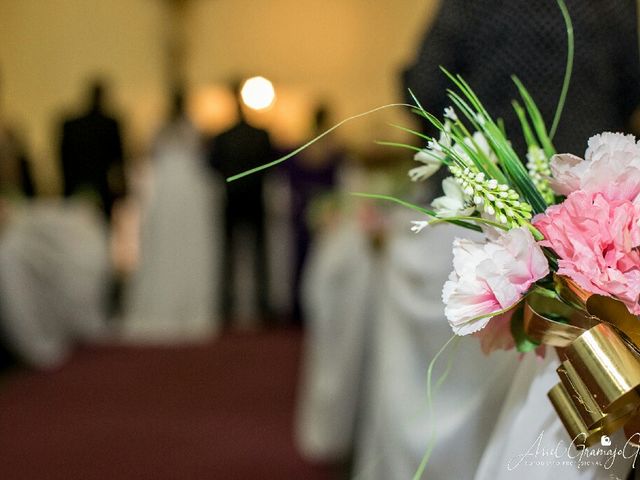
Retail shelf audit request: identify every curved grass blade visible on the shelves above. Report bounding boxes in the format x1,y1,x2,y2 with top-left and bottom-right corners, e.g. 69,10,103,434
375,140,423,153
413,335,458,480
388,122,430,140
226,103,413,182
349,192,482,232
512,76,555,158
550,0,574,140
512,100,539,148
441,70,548,212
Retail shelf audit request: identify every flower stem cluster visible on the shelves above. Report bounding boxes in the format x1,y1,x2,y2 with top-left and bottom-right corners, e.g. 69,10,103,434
526,145,555,204
449,165,533,227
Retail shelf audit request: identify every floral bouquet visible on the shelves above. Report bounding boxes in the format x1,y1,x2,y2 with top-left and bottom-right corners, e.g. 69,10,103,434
227,0,640,452
364,3,640,449
397,83,640,446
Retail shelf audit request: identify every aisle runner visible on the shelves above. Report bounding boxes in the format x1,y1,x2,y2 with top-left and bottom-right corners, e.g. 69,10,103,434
0,330,337,480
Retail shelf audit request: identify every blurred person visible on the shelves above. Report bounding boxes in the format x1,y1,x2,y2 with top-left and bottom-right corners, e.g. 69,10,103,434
403,0,640,156
0,126,35,199
281,104,342,325
0,68,36,373
121,89,221,343
60,79,126,221
0,68,35,201
293,161,405,468
208,80,274,326
294,194,386,466
0,197,111,370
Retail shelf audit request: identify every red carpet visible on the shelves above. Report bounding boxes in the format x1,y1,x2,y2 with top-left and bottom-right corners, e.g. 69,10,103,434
0,329,338,480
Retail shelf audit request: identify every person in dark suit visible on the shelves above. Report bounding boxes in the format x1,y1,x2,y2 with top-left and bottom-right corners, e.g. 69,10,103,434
208,81,274,325
60,80,125,221
402,0,640,157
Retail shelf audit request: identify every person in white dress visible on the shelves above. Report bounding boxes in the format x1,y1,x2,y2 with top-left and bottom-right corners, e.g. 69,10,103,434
121,92,222,343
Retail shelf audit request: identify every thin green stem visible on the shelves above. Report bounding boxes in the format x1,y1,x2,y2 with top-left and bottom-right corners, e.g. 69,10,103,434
226,103,413,182
550,0,574,139
376,141,423,152
413,335,458,480
349,192,483,232
388,122,430,140
427,215,509,231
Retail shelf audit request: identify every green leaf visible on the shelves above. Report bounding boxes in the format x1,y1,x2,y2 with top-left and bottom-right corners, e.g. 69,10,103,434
510,306,540,353
496,118,507,137
512,100,539,148
349,192,483,232
439,68,548,213
388,122,430,140
444,93,509,183
512,76,556,158
375,140,423,152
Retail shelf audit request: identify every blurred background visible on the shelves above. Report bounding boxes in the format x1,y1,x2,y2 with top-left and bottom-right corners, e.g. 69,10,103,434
0,0,433,192
1,1,639,479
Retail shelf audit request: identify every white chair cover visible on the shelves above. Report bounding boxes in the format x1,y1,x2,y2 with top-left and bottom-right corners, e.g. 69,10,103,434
121,120,222,343
353,213,518,480
0,201,110,369
475,351,634,480
295,218,380,461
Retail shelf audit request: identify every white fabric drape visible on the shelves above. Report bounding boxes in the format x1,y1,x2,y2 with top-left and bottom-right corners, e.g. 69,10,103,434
0,201,110,369
353,215,518,480
121,119,221,343
475,351,634,480
295,219,380,461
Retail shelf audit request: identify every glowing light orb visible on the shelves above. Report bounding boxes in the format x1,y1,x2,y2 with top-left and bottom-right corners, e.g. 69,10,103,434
240,76,275,110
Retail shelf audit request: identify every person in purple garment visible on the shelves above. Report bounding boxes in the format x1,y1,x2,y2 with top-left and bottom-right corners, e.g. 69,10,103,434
283,105,344,325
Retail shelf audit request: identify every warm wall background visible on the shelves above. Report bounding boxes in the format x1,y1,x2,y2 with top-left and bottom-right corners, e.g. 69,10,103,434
0,0,169,194
185,0,439,147
0,0,440,194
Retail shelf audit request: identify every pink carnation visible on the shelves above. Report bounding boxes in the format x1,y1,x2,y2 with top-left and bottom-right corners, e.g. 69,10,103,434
474,311,515,354
534,191,640,315
443,227,549,336
550,132,640,202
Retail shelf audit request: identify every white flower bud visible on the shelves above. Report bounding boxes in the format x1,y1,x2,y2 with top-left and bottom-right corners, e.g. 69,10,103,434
443,106,458,121
410,220,430,233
